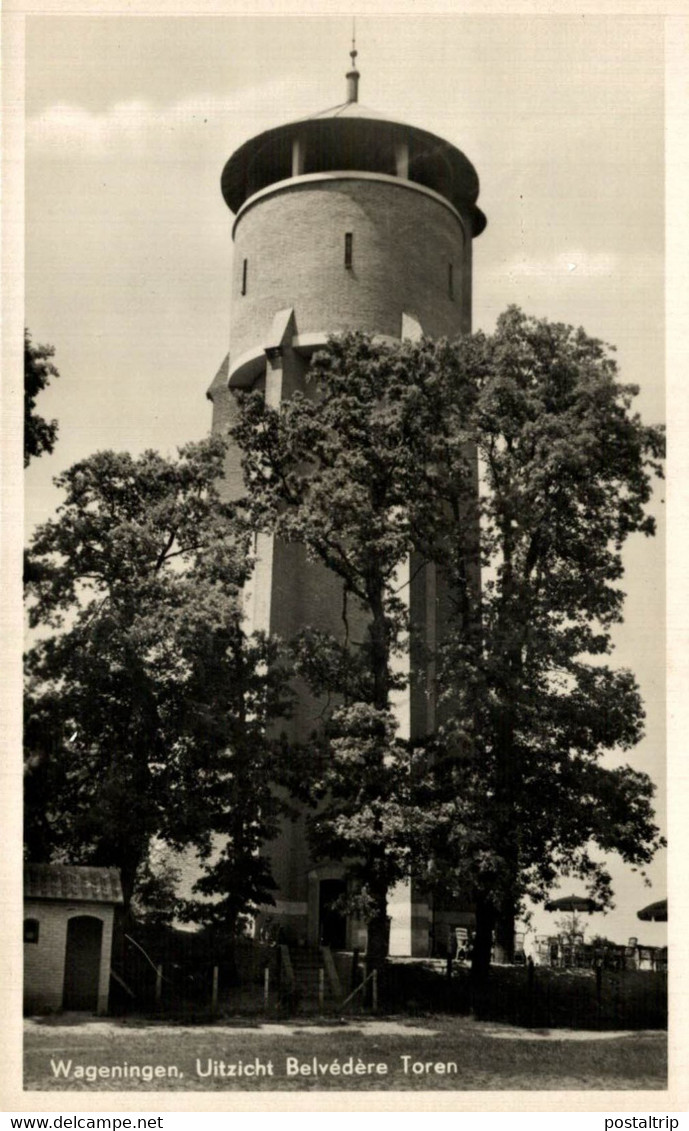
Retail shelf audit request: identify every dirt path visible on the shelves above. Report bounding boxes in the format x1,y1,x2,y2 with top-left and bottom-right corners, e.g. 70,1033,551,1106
25,1015,663,1041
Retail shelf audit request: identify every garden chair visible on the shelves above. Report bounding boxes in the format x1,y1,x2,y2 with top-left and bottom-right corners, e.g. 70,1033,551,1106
575,943,592,968
513,931,526,964
558,934,575,968
534,935,550,965
611,946,626,970
454,927,470,963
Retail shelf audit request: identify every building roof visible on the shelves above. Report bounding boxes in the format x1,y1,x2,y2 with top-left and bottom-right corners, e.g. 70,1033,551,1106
222,112,485,231
302,99,394,122
24,864,124,905
220,60,486,235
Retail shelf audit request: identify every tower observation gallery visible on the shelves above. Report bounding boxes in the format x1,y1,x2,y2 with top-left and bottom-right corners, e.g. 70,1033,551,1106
207,50,486,957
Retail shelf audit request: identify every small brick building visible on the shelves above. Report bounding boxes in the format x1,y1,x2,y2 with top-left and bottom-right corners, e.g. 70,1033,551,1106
24,864,123,1015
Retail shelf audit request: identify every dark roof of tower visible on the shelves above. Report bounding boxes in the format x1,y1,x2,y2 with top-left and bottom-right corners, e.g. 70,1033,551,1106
221,98,487,236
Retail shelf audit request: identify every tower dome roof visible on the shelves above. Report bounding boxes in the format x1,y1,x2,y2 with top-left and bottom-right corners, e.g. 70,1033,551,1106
303,99,399,121
221,93,487,236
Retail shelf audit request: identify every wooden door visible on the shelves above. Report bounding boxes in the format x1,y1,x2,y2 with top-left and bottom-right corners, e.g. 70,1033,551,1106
63,915,103,1011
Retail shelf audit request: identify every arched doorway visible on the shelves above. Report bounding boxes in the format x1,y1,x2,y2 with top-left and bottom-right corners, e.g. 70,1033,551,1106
63,915,103,1011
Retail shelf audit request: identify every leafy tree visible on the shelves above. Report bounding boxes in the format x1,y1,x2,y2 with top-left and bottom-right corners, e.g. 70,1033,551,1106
24,329,59,466
589,933,620,950
553,911,589,946
129,851,183,928
232,315,664,974
394,308,665,975
24,439,292,927
232,335,444,966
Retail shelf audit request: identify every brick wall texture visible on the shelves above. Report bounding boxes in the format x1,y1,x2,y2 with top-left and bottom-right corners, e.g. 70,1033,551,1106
229,176,472,361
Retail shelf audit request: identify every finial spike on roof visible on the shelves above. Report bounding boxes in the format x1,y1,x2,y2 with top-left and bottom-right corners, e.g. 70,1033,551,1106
346,22,360,103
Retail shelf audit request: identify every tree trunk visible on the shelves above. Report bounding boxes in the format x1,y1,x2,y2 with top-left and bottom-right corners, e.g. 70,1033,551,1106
116,851,144,925
363,581,393,975
111,906,128,973
493,694,520,966
366,883,390,970
495,893,516,964
471,892,494,983
367,589,391,713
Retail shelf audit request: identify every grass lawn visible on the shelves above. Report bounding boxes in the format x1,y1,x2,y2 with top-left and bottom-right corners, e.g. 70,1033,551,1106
24,1015,666,1092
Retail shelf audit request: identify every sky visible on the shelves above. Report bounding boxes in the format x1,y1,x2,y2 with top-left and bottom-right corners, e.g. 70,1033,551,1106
22,13,667,948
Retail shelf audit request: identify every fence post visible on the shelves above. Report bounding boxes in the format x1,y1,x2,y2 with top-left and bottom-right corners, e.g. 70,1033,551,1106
211,965,219,1014
372,969,378,1012
155,965,163,1007
595,958,603,1022
527,955,535,1026
318,968,325,1013
263,965,270,1011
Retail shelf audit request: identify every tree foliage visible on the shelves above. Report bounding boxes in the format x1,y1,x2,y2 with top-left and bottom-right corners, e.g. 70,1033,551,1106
554,911,589,945
24,438,292,926
24,329,60,466
406,308,665,968
233,311,664,970
233,335,444,962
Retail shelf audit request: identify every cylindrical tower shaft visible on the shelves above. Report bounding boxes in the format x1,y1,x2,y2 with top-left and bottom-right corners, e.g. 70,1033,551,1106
207,56,486,955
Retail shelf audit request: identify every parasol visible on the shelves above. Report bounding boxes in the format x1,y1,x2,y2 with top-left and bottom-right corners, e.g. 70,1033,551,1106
637,898,667,922
545,893,603,913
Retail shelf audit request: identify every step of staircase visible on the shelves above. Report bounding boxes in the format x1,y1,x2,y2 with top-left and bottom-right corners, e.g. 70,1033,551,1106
284,946,341,1012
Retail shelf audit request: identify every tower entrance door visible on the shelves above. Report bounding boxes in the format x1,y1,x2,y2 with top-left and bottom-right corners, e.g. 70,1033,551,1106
319,879,347,949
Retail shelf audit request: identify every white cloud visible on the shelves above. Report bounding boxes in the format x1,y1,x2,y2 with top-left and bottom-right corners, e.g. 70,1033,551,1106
495,250,620,279
26,78,310,161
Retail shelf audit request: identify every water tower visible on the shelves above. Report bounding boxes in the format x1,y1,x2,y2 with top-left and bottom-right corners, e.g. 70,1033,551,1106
207,49,486,956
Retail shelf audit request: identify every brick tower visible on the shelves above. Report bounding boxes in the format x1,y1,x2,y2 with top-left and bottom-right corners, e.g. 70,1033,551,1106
207,49,486,956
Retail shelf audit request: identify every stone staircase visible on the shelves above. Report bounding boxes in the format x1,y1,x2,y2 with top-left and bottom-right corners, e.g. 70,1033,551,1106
283,945,343,1013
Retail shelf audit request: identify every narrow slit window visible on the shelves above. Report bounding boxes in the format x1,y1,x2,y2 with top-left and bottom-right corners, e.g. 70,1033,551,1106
448,263,454,300
24,918,39,944
241,258,248,295
344,232,353,269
